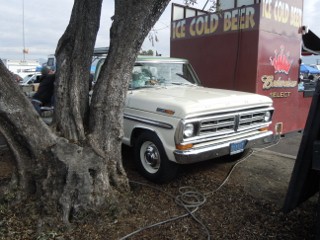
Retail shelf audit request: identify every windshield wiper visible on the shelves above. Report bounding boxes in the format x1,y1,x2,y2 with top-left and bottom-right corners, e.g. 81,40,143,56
170,82,196,86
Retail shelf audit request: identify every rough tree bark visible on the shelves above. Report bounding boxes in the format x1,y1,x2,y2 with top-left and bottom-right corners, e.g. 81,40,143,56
0,61,108,223
0,0,170,227
89,0,171,188
54,0,103,141
0,66,57,197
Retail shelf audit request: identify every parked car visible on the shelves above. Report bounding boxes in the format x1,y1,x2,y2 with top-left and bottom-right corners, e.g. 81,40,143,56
19,72,41,95
20,72,41,85
94,56,274,183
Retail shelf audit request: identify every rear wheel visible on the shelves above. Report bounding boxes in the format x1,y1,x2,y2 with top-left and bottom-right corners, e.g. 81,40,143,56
134,131,179,183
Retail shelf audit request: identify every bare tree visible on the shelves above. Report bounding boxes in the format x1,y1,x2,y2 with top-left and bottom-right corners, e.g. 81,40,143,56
184,0,218,11
0,0,170,226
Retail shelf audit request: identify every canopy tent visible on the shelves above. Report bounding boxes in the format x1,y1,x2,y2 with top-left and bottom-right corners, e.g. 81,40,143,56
300,64,320,74
302,29,320,56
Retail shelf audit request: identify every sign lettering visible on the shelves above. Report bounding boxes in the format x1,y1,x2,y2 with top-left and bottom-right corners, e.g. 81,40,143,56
172,6,257,39
189,14,219,36
269,92,292,98
262,0,302,27
172,20,186,39
262,75,297,89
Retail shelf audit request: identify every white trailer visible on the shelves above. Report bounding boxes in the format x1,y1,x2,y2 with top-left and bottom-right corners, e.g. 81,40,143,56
2,59,41,78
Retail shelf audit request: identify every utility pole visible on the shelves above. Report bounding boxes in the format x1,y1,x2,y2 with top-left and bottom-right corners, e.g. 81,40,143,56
22,0,26,61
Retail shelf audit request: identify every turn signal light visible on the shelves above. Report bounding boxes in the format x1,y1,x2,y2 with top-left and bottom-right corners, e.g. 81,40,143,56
259,127,269,132
176,143,193,150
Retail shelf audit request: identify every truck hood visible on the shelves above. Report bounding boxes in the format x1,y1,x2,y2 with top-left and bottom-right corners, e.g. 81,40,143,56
126,85,273,118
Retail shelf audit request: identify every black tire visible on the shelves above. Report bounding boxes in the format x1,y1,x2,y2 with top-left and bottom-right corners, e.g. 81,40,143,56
134,131,179,183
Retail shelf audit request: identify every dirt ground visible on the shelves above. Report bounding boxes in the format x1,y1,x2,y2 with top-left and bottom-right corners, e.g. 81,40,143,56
0,133,318,239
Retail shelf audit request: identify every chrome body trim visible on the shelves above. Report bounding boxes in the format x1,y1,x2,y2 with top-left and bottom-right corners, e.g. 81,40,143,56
124,113,173,129
174,131,273,164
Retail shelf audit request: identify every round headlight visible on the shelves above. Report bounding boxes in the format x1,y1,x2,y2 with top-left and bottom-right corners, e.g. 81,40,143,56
183,123,194,138
264,111,271,122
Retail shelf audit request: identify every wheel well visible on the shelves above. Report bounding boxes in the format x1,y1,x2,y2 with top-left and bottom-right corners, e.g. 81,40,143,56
130,128,155,146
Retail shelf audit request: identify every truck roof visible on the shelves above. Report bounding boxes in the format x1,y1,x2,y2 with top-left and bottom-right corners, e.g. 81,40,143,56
136,56,188,63
92,47,187,63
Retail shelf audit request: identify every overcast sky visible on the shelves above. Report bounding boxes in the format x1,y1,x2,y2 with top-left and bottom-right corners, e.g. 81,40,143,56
0,0,318,61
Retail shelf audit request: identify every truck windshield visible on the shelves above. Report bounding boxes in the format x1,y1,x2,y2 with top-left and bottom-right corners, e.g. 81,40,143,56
129,62,200,89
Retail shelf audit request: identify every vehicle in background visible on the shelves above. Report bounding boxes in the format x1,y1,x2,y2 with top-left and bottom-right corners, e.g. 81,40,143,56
20,72,41,85
46,47,109,74
46,54,55,70
2,59,41,78
19,72,41,96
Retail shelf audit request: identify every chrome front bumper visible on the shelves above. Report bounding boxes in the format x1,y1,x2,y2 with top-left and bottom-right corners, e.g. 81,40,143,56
173,131,273,164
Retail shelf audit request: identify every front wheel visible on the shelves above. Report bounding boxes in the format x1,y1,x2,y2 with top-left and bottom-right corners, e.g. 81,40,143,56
134,131,179,183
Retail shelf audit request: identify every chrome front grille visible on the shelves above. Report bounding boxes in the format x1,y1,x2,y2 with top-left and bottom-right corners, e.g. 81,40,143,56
197,108,272,137
238,112,266,130
199,116,235,135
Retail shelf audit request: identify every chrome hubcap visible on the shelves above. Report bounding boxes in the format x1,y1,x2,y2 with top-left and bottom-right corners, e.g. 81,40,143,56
140,141,160,174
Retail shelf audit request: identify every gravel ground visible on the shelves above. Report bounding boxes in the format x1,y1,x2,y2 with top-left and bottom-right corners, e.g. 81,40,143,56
0,134,318,239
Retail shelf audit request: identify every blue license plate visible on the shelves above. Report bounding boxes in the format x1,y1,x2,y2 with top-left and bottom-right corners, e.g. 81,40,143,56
230,140,247,155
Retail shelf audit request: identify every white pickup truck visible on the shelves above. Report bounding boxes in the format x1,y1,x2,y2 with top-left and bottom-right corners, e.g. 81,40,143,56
94,56,274,183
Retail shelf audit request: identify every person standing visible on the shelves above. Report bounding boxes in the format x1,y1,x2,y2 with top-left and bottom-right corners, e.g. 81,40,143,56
31,66,55,114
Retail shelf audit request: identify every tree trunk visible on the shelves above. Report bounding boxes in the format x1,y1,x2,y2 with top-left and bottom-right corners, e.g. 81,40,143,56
0,0,171,227
0,63,57,196
0,64,109,222
0,69,114,222
54,0,103,142
89,0,171,191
